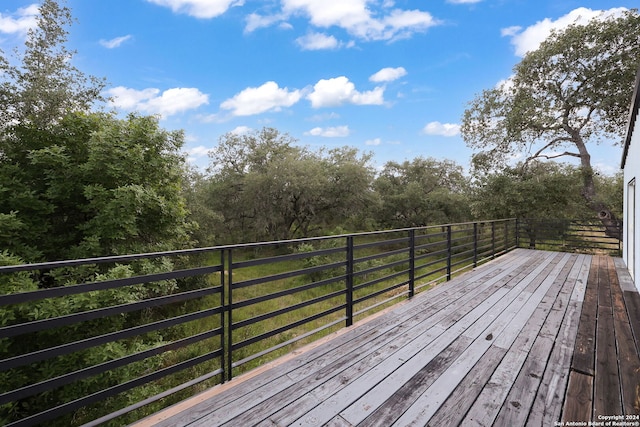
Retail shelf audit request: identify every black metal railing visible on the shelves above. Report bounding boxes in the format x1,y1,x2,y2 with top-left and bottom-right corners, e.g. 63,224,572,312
0,219,517,427
516,218,622,256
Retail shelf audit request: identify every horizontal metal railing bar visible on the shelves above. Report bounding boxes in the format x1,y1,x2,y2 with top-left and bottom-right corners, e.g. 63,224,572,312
231,246,346,270
83,366,225,427
0,326,223,405
352,236,410,251
353,258,408,278
231,304,345,352
414,247,450,263
354,290,409,318
353,270,408,294
0,286,222,338
231,260,347,290
0,265,223,306
353,246,410,264
0,306,222,371
0,219,518,275
353,280,408,306
415,231,447,241
6,348,225,427
415,266,447,282
231,274,347,309
231,288,346,330
232,317,346,370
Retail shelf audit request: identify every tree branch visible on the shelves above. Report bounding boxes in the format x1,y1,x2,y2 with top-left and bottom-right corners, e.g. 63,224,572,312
525,136,573,162
531,151,582,160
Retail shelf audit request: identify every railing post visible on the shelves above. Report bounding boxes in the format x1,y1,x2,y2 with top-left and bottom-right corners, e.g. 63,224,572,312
473,222,478,268
409,229,415,298
515,218,520,248
446,225,452,281
346,235,354,327
504,221,508,252
220,249,226,383
491,222,496,258
226,249,233,382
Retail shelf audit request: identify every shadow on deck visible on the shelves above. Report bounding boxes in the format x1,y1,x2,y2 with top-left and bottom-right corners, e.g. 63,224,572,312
134,249,640,426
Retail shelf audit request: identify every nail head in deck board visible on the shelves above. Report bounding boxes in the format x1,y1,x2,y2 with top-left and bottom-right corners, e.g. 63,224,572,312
563,371,594,423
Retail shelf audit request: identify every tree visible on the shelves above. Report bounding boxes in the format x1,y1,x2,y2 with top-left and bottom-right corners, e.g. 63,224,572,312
205,128,376,242
374,157,470,228
0,0,105,129
0,113,194,261
461,10,640,235
470,162,591,221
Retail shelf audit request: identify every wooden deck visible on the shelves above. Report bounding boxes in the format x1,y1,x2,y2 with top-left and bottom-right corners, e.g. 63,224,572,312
134,249,640,426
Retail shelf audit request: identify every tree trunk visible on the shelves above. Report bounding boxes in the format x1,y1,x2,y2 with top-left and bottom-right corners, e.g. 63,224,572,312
573,134,622,240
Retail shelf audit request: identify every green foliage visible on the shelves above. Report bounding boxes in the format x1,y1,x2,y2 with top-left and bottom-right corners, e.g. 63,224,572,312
374,157,471,228
0,0,105,129
470,162,591,220
0,112,194,261
204,128,377,243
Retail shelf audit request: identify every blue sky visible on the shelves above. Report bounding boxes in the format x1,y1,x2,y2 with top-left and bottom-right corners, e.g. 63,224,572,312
0,0,636,174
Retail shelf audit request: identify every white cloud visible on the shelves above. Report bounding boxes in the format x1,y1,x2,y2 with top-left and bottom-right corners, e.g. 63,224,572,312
146,0,244,19
230,125,252,135
186,145,212,158
447,0,482,4
220,81,302,116
422,121,460,137
296,32,340,50
306,125,350,137
365,138,382,146
307,76,384,108
0,4,38,35
106,86,209,117
370,67,407,83
280,0,439,41
503,7,629,57
99,35,132,49
245,12,286,33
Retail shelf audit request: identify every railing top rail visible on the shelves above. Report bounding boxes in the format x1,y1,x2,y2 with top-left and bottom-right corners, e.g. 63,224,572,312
0,219,518,274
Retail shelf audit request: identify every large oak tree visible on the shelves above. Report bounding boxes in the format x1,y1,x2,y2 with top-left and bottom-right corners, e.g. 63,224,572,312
461,10,640,236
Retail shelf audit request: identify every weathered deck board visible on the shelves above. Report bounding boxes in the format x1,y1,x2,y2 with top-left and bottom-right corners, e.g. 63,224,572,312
133,249,640,427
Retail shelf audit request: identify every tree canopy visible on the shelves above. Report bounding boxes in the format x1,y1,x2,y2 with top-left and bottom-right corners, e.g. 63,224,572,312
0,0,105,130
461,9,640,226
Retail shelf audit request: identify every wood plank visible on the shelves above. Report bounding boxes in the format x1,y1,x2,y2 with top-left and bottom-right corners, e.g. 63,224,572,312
613,257,637,292
523,256,590,426
594,258,623,419
623,290,640,356
492,353,547,425
494,254,583,426
460,254,577,427
484,257,578,426
572,256,600,376
562,371,593,423
608,260,640,415
390,253,575,426
144,251,539,426
154,250,539,426
425,346,508,427
350,335,475,427
274,253,556,427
